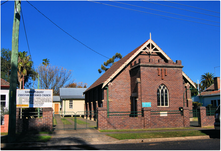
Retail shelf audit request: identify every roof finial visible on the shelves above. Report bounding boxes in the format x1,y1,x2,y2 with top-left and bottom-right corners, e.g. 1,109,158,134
150,32,151,40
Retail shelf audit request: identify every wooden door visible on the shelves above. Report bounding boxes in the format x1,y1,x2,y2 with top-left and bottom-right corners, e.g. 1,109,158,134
55,104,59,114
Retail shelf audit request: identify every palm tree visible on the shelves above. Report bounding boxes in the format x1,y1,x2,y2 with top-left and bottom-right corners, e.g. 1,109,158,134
42,58,49,66
17,51,33,89
201,72,214,91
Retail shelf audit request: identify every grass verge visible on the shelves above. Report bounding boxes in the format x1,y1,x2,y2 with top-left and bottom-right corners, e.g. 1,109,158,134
61,118,72,125
99,127,196,132
53,117,57,125
70,118,88,125
107,130,207,140
1,134,51,143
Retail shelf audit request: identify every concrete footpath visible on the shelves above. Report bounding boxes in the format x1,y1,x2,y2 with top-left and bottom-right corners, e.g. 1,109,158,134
1,127,219,149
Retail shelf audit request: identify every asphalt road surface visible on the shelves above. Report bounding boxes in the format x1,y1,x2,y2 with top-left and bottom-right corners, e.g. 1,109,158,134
93,139,220,150
2,138,220,150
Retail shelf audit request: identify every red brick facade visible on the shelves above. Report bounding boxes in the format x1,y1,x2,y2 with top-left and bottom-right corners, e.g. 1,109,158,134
85,38,197,130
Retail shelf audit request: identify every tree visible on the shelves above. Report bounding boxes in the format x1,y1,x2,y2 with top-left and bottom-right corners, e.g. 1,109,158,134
1,48,11,82
201,72,214,90
17,51,34,89
65,82,87,88
36,62,72,95
1,48,37,88
42,58,49,66
98,53,122,73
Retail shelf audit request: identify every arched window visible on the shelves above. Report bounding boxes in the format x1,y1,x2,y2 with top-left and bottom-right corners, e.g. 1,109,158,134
157,85,169,107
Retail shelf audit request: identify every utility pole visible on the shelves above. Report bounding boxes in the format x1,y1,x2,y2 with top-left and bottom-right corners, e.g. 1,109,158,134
8,0,21,143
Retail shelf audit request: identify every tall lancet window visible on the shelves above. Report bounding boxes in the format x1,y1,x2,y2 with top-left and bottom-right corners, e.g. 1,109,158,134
157,85,169,107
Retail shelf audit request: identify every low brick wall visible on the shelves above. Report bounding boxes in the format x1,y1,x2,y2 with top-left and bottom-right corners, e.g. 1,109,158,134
1,114,9,133
150,114,183,128
16,108,53,133
98,107,187,130
198,107,215,127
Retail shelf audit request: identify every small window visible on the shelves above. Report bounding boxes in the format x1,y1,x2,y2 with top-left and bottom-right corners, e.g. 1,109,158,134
69,100,73,109
211,100,217,107
157,85,169,107
1,95,6,101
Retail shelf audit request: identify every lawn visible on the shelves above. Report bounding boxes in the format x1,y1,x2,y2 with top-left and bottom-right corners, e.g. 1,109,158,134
1,134,51,143
107,130,207,140
99,127,196,132
61,118,72,125
70,117,88,125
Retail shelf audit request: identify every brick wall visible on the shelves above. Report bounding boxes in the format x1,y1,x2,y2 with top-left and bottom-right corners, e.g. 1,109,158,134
1,114,9,133
198,106,215,127
98,107,185,130
16,108,53,133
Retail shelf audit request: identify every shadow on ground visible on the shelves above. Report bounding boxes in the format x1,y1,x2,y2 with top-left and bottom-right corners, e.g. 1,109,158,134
1,130,98,150
200,129,220,139
2,137,97,150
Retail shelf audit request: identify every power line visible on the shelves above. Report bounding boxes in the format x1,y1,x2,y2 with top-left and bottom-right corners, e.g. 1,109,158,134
90,1,219,27
1,0,8,6
26,0,110,59
21,5,32,61
164,0,219,14
111,1,219,24
143,0,220,18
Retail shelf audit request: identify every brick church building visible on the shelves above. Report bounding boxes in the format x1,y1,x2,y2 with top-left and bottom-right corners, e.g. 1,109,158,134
84,35,196,130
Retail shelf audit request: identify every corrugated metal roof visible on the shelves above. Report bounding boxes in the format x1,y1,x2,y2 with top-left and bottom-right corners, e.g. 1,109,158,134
53,96,61,102
59,88,87,100
60,95,85,100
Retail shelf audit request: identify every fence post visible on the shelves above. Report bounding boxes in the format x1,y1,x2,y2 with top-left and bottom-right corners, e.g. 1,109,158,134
198,106,206,127
183,107,190,127
97,107,107,130
143,108,151,129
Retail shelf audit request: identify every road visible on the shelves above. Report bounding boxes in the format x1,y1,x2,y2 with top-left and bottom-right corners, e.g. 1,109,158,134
2,138,220,150
93,139,220,150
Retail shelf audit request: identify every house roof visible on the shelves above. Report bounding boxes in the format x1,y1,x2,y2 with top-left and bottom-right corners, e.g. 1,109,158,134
1,78,10,89
53,96,61,102
1,78,10,86
85,38,196,93
199,83,220,97
60,88,87,100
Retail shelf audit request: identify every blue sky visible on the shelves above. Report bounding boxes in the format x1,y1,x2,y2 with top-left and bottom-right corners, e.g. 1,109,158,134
1,1,220,88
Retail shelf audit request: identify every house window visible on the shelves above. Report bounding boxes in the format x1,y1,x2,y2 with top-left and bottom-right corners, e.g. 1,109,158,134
1,95,6,101
211,100,217,107
69,100,73,109
157,85,169,107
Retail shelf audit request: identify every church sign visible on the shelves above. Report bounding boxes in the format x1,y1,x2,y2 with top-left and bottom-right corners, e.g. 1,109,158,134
16,89,53,108
142,102,151,107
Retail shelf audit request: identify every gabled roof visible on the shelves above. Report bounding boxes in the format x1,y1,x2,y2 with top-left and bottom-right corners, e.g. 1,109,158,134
199,83,220,97
60,88,87,100
1,78,10,86
1,78,10,89
85,38,196,92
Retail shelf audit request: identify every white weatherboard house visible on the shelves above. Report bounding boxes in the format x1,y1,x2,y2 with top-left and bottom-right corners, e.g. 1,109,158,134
59,88,87,116
0,78,10,111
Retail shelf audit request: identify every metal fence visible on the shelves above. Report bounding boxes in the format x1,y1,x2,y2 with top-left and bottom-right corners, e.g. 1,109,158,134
206,107,217,116
19,108,43,119
190,108,199,117
53,111,97,130
108,111,143,117
151,110,182,115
